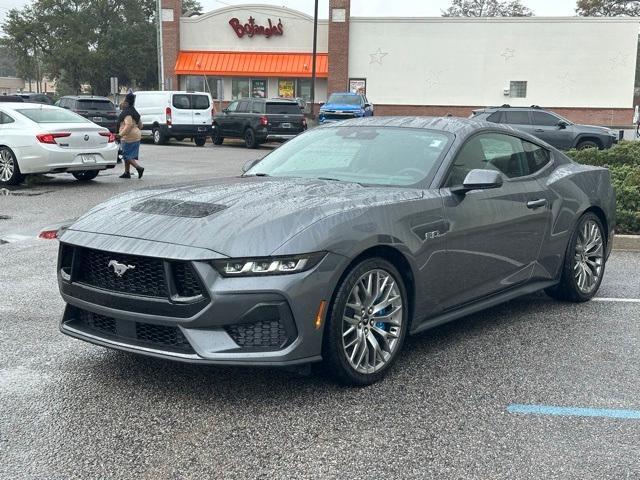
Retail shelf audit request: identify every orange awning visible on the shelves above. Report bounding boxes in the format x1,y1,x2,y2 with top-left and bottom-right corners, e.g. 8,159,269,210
175,51,328,78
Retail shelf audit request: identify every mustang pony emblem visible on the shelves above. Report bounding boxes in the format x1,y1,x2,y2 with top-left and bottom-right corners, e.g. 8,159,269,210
108,260,135,277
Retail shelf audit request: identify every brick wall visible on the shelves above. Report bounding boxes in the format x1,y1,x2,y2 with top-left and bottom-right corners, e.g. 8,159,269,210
328,0,350,94
162,0,182,90
373,104,634,127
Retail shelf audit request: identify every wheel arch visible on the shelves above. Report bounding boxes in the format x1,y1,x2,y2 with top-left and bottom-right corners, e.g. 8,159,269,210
574,136,603,149
582,205,609,246
326,245,416,333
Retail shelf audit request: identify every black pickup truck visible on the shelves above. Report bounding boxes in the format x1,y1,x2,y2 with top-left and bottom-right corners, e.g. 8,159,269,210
212,98,307,148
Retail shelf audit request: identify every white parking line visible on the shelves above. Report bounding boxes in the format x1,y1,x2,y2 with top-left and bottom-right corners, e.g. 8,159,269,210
592,298,640,303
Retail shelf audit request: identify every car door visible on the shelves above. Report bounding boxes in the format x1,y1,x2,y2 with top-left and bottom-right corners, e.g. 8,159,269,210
190,94,212,132
233,100,251,135
171,93,193,126
531,111,575,150
439,132,551,309
218,100,238,135
501,109,534,135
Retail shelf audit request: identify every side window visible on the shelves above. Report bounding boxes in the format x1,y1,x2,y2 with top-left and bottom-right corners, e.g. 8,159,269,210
0,112,15,124
503,111,531,125
486,111,502,123
532,111,560,127
237,100,250,113
226,101,239,112
251,101,263,114
522,140,551,174
172,94,191,109
446,133,529,186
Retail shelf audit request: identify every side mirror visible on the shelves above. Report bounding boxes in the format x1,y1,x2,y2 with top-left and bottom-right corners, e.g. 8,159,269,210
364,103,371,108
451,169,503,195
242,158,260,173
319,102,325,107
222,108,229,114
557,120,568,129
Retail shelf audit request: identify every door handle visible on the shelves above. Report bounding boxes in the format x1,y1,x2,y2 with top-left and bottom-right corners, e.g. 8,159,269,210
527,199,547,209
534,129,544,133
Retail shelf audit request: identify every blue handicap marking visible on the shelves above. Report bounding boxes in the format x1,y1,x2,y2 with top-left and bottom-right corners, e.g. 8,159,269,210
508,404,640,420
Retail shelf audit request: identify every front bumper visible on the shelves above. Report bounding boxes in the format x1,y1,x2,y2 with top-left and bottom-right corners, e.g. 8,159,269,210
57,235,346,366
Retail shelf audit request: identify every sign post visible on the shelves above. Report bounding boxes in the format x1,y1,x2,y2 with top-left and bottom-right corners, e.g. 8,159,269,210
110,77,119,105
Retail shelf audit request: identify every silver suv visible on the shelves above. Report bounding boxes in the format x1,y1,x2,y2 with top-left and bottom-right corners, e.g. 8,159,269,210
471,105,618,150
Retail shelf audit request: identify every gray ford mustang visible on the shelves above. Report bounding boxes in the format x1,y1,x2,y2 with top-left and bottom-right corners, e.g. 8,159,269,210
57,117,615,385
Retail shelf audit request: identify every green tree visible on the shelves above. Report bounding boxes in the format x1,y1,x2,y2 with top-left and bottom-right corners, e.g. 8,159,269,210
182,0,203,16
2,0,159,95
0,46,17,77
576,0,640,16
442,0,533,16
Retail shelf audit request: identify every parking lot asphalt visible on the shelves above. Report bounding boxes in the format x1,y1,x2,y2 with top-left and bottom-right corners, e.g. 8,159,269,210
1,143,640,479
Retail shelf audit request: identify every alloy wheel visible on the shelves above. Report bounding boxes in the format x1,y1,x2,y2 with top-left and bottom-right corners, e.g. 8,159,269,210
0,149,15,182
573,219,604,293
342,269,404,374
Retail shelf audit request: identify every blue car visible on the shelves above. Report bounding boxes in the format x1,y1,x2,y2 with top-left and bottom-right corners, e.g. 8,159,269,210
319,92,374,124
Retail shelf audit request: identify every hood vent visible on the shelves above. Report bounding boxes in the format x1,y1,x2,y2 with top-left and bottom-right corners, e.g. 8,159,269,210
131,199,228,218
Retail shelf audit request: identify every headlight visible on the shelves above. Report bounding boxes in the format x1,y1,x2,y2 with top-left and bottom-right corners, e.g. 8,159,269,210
212,252,326,277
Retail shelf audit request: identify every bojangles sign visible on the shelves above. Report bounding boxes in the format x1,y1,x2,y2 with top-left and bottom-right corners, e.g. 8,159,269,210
229,16,284,38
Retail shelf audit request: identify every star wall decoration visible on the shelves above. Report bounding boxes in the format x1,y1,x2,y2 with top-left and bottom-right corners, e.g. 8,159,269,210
500,48,515,62
369,48,389,65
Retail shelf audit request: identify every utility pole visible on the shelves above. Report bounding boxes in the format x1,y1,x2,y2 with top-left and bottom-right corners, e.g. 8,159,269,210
310,0,318,119
156,0,165,90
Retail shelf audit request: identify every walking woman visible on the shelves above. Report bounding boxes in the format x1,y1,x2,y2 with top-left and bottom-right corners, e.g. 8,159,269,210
117,92,145,179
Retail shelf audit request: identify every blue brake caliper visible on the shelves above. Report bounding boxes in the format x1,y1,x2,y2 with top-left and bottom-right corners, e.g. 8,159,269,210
373,305,390,331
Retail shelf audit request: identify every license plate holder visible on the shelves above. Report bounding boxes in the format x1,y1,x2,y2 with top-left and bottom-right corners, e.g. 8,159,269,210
92,117,103,122
81,154,97,164
281,123,292,129
198,126,207,132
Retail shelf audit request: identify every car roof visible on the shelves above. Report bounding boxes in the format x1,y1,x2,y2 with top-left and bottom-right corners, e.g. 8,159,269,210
0,103,58,112
62,95,112,100
329,92,362,96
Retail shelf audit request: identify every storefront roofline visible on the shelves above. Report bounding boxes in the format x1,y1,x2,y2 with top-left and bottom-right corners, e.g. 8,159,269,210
175,51,328,78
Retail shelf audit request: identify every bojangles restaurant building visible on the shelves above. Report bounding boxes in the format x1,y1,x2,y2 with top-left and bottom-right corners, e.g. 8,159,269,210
160,0,637,125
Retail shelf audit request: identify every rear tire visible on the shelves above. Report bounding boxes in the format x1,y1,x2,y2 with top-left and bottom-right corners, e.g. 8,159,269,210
576,140,599,150
0,146,24,186
322,258,408,386
194,137,206,147
545,212,606,302
244,128,258,149
152,127,166,145
72,170,100,182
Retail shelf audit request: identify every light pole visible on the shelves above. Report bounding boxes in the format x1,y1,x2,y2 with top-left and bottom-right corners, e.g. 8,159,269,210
310,0,318,119
156,0,165,90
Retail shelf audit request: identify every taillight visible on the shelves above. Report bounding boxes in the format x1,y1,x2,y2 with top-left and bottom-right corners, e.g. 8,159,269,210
259,116,268,126
99,131,116,143
211,107,215,122
36,133,71,144
166,107,172,125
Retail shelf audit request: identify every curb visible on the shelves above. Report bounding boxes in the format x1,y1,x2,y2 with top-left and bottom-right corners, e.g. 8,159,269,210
613,234,640,252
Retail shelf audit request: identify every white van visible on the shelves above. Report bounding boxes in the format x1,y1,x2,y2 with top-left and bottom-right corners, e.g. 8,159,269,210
134,91,214,146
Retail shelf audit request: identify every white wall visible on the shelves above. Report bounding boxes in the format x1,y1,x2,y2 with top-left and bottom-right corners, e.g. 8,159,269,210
181,4,328,53
348,17,638,108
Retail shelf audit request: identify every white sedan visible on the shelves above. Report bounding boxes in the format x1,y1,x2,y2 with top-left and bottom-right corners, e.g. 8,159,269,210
0,103,118,185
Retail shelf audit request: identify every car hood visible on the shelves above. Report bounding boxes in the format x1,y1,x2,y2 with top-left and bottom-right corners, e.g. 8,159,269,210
575,124,614,135
321,104,363,111
67,177,422,258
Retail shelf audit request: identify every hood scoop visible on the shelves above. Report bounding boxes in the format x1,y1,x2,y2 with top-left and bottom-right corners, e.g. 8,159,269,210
131,199,228,218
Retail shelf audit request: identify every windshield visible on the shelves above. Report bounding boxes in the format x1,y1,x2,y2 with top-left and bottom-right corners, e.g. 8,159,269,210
77,99,115,111
17,108,91,124
327,94,362,106
247,126,451,187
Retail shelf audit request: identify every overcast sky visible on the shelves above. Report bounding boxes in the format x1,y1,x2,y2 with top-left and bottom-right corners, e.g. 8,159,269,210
0,0,579,30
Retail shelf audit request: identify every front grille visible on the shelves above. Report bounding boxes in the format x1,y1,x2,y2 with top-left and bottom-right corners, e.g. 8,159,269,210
79,309,116,335
226,319,289,349
76,248,168,297
74,308,194,354
172,262,203,298
323,113,357,120
136,323,193,352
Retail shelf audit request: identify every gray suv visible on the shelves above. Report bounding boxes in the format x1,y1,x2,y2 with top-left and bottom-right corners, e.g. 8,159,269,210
471,106,618,150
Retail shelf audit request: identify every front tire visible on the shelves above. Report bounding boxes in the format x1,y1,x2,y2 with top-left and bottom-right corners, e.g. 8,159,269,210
576,140,599,150
0,146,24,186
71,170,100,182
545,212,606,302
244,128,258,149
322,258,408,386
212,126,224,145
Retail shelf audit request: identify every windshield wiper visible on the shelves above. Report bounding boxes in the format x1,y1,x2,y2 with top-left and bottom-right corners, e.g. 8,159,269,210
243,172,270,177
317,177,364,186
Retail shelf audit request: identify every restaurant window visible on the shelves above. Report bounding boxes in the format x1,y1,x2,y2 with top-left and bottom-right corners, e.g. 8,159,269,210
232,78,251,99
180,75,222,99
297,79,311,102
509,81,527,98
278,79,295,98
251,79,267,98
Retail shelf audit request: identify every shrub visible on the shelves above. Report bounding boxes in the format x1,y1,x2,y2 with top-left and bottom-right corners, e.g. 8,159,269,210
566,141,640,235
